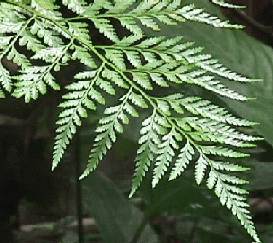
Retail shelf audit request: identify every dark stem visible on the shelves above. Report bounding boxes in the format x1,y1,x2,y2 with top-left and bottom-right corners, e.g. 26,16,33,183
75,132,84,243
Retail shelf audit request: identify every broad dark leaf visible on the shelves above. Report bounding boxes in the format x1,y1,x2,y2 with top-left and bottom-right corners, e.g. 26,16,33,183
83,173,159,243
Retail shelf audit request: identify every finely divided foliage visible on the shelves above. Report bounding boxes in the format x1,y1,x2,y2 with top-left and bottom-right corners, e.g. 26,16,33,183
0,0,261,241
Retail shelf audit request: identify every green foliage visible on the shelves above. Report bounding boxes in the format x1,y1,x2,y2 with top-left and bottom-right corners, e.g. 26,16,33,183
83,173,159,243
172,0,273,147
0,0,262,241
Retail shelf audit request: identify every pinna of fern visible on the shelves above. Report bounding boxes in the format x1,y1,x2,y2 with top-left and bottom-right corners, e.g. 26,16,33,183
0,0,261,242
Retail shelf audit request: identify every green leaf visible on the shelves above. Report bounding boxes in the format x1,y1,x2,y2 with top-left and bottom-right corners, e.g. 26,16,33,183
83,173,159,243
249,161,273,190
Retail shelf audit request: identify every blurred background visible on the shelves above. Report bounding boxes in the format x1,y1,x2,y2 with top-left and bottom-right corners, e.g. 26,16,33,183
0,0,272,242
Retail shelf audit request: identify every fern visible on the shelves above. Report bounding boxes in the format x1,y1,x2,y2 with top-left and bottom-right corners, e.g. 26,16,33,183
0,0,262,241
169,140,194,180
211,0,245,9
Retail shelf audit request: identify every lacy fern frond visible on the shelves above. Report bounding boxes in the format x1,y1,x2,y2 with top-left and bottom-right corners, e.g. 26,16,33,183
0,0,261,241
211,0,245,9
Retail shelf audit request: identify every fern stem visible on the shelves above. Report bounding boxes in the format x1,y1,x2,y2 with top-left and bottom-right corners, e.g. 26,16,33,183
93,12,176,20
66,10,179,21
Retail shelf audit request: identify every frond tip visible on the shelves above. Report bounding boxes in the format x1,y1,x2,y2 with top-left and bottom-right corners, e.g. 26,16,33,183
211,0,246,9
205,159,260,242
0,0,261,241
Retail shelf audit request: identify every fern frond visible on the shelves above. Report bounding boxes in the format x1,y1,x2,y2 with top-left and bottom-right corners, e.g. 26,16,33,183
130,110,163,197
179,4,242,28
180,96,256,126
169,140,194,180
80,88,138,179
200,145,248,158
211,0,245,9
53,65,106,169
80,0,241,42
98,42,252,100
13,38,72,102
205,159,260,242
152,127,181,187
31,0,61,19
0,13,32,92
195,153,208,185
0,64,12,92
0,1,261,241
101,36,256,82
185,117,259,148
30,19,64,47
62,0,87,15
191,150,259,242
